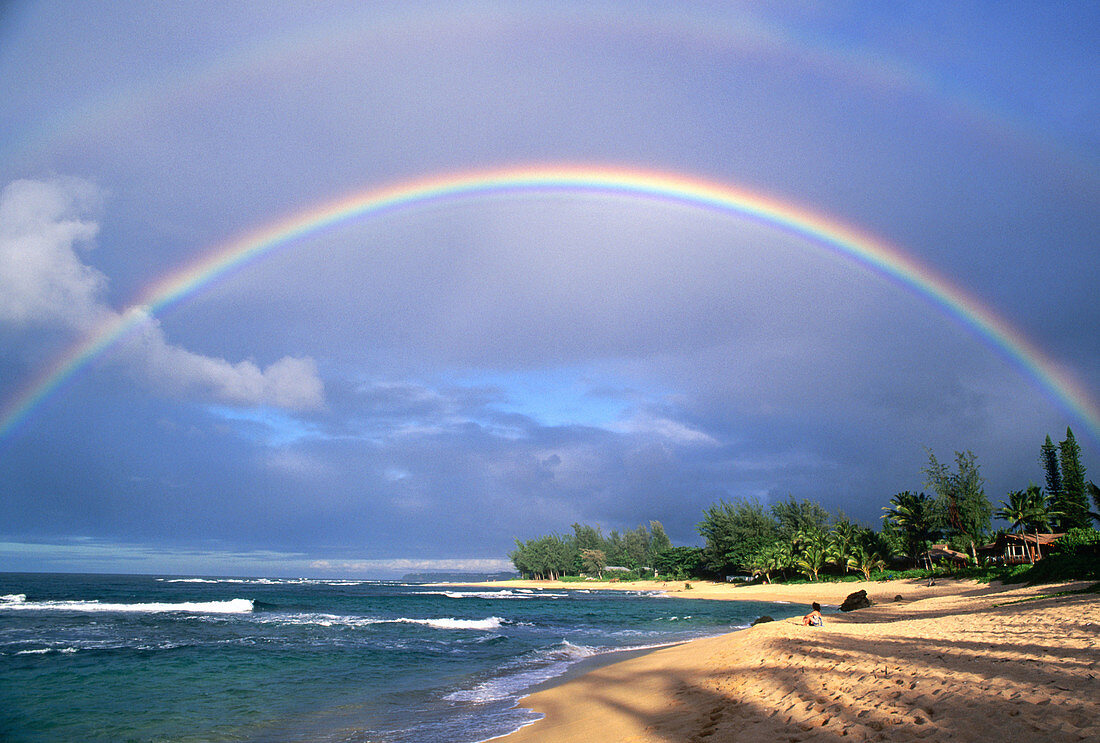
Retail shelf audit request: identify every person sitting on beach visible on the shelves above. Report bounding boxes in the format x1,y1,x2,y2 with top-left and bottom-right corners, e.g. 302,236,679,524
802,602,823,626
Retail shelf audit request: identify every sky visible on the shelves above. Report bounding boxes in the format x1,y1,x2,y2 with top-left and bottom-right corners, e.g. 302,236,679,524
1,1,1097,578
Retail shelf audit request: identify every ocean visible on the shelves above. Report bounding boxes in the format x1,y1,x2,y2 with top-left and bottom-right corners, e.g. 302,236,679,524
0,573,799,742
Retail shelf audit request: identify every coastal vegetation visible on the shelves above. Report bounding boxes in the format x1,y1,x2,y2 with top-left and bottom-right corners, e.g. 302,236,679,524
510,521,672,580
510,429,1100,584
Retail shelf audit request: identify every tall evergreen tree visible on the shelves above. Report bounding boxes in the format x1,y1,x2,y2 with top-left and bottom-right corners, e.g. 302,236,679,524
771,496,829,540
1058,427,1090,530
648,521,673,560
1040,434,1062,502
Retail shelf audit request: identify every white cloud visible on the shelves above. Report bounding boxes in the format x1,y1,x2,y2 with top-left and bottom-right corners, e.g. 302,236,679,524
0,178,324,410
118,307,323,409
0,177,109,330
612,411,719,446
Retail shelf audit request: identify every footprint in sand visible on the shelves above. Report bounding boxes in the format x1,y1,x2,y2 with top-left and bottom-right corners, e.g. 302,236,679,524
693,707,725,741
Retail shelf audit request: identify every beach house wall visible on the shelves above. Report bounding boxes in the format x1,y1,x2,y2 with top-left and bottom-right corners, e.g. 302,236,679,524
978,533,1064,565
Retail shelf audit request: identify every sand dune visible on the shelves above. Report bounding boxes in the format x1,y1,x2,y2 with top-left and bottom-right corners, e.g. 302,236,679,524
492,579,1100,742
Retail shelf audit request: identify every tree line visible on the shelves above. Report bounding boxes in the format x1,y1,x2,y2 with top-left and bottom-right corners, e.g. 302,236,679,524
510,521,672,580
510,428,1099,582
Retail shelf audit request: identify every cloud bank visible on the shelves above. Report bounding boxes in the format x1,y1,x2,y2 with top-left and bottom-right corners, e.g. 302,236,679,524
0,178,324,410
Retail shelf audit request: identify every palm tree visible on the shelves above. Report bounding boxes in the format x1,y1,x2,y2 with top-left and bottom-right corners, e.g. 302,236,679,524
996,484,1060,563
771,541,795,582
882,491,940,567
826,522,858,575
847,544,886,580
746,546,774,584
794,529,828,581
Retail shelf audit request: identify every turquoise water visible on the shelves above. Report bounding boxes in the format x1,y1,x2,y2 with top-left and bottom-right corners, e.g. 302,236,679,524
0,573,799,742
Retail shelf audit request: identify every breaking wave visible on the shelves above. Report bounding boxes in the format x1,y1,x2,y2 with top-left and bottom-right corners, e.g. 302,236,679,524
0,596,255,614
251,612,508,631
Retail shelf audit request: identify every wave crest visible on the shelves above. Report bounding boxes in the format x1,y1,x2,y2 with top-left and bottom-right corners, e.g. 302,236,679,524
0,598,255,614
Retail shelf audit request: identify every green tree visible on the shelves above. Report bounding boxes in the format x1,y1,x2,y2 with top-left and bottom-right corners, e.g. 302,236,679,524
509,534,574,580
697,498,778,577
771,496,829,540
794,529,828,581
882,491,940,566
1040,434,1062,504
570,523,603,573
1089,481,1100,525
1057,428,1090,530
996,484,1060,563
621,525,651,570
604,530,625,566
747,540,797,584
571,523,604,552
652,546,704,580
923,449,991,562
580,548,607,578
825,518,861,574
648,521,673,561
745,548,773,584
847,543,886,580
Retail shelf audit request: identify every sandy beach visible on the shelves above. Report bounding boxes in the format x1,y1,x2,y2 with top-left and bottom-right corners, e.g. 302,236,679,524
445,577,995,605
476,578,1100,742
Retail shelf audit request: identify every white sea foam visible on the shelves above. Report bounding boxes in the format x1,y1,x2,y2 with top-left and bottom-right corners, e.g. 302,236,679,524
160,578,220,583
0,598,254,614
253,612,374,628
391,616,506,631
15,647,78,655
447,638,689,705
428,590,565,600
445,641,598,704
2,593,27,603
252,612,507,631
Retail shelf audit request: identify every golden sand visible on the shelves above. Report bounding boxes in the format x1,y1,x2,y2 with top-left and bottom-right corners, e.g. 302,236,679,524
475,578,1100,742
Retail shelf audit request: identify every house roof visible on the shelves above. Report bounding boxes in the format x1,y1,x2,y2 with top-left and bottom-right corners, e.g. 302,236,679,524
922,543,970,562
978,532,1065,551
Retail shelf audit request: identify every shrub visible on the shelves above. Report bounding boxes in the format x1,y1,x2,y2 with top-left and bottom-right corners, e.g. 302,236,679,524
1051,527,1100,555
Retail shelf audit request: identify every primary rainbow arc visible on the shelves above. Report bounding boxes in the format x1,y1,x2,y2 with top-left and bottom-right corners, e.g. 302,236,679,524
2,165,1097,442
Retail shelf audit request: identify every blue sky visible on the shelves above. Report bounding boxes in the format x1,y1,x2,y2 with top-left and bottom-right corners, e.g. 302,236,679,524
1,1,1097,578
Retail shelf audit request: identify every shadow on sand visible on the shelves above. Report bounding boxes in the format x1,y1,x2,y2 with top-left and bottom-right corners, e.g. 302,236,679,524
518,589,1099,742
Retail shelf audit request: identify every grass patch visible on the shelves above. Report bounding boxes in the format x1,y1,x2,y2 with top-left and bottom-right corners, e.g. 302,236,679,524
992,581,1100,607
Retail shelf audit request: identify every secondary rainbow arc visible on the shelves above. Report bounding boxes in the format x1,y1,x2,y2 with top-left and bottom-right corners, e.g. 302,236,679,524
2,165,1097,443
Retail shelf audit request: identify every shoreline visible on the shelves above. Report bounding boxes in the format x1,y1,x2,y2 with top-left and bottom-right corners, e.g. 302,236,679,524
486,578,1099,742
437,576,997,605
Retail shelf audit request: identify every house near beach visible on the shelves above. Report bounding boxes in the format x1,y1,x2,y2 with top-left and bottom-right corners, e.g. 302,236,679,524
921,543,970,567
977,532,1064,565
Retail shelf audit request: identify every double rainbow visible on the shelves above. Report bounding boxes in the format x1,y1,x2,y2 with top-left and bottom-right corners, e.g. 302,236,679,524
2,165,1096,442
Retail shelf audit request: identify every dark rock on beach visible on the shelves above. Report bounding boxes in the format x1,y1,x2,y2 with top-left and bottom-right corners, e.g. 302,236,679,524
894,594,905,602
840,589,873,612
752,615,775,626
